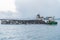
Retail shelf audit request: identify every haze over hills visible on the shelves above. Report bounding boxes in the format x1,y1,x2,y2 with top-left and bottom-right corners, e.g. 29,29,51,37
55,18,60,20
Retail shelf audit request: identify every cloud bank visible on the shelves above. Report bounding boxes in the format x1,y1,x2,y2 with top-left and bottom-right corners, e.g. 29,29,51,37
0,0,60,19
0,0,20,19
16,0,60,18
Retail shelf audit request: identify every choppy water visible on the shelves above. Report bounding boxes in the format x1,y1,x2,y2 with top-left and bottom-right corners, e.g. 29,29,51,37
0,20,60,40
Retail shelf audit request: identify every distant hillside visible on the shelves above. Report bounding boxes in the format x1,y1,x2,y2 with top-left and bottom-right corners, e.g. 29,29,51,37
55,18,60,20
45,18,60,20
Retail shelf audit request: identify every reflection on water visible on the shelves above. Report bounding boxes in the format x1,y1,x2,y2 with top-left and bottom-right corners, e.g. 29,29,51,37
0,20,60,40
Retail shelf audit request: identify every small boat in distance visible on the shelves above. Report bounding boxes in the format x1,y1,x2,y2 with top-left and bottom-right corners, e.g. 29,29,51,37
1,14,58,25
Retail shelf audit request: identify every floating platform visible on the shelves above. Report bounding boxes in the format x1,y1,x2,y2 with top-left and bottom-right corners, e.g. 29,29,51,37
0,18,57,25
0,14,58,25
1,19,47,24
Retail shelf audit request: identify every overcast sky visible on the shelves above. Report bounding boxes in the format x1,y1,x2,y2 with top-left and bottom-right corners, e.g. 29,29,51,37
0,0,60,19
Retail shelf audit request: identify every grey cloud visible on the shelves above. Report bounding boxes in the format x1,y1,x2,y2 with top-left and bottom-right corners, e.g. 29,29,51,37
15,0,60,18
0,0,60,19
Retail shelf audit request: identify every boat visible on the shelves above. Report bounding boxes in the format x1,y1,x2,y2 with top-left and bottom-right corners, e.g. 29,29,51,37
1,14,58,25
46,17,57,25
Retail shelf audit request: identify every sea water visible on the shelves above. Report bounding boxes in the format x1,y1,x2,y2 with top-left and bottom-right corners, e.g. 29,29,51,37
0,20,60,40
